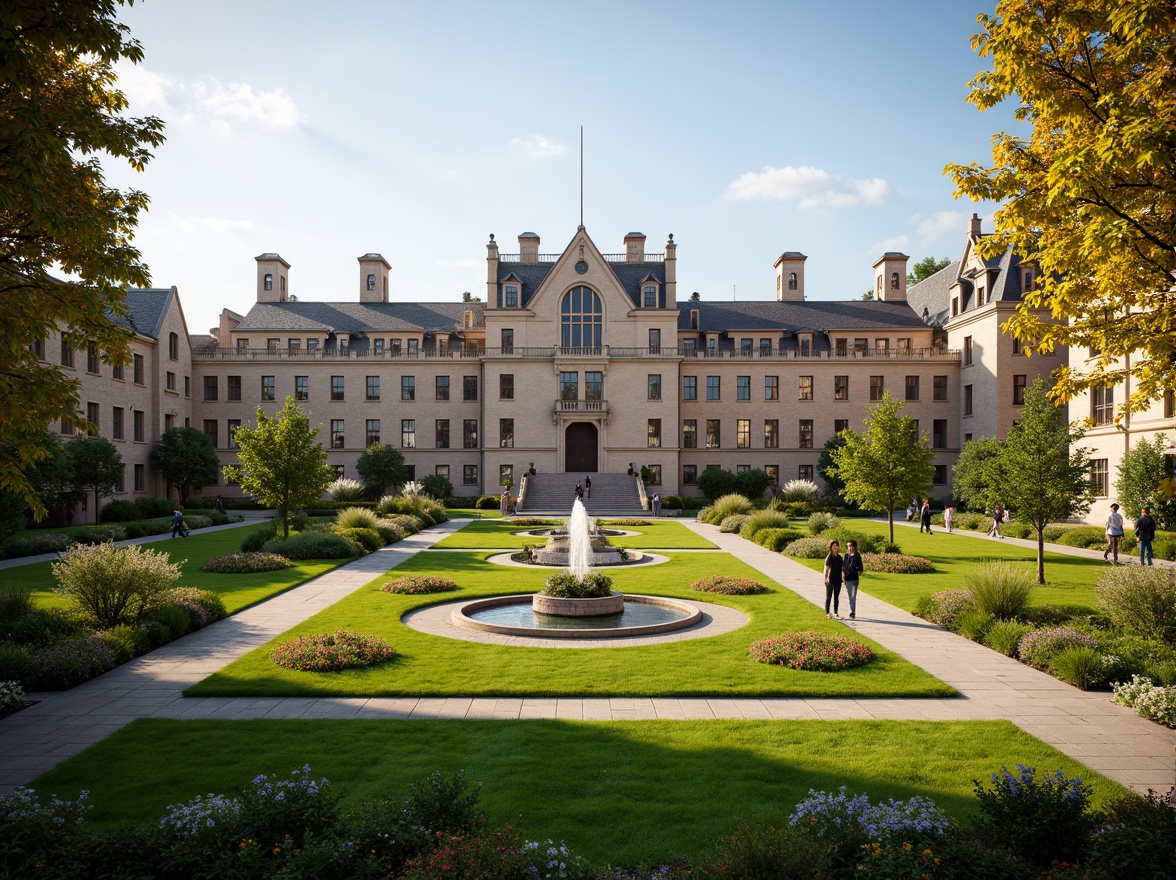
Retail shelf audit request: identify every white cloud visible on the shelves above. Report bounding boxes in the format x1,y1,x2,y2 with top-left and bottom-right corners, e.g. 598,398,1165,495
912,210,970,241
510,135,565,158
113,61,174,113
725,165,891,209
192,80,305,130
170,213,255,234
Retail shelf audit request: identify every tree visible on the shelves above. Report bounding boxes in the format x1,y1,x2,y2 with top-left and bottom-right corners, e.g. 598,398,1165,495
817,433,851,505
66,435,125,524
733,468,772,500
993,379,1092,584
947,2,1176,418
829,392,934,545
222,398,334,537
0,431,75,535
461,291,480,302
419,473,453,501
1115,433,1176,529
149,427,220,505
908,256,952,285
0,1,165,514
697,467,737,502
356,443,407,498
950,436,1005,512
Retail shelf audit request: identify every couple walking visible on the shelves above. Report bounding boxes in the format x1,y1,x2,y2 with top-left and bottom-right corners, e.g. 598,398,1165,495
823,539,863,620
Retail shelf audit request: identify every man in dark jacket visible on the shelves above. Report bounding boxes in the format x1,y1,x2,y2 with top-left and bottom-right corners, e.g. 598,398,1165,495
1135,507,1156,566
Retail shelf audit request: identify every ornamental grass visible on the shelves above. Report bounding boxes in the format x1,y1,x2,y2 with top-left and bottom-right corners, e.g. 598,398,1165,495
271,630,397,672
382,576,459,595
202,552,293,574
861,553,934,574
689,575,769,595
749,631,873,671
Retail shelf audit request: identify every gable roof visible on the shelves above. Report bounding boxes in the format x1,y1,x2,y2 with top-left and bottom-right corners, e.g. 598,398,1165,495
233,300,483,335
114,288,176,339
676,299,927,334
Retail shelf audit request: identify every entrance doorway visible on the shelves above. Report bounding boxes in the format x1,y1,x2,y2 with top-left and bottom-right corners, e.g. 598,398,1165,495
564,422,598,472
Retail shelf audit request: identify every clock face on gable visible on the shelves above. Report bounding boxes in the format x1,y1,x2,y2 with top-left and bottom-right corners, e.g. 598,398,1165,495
575,260,589,275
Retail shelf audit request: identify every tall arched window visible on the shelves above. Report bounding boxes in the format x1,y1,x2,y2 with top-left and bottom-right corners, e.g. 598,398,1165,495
788,272,797,290
890,272,900,290
561,286,602,349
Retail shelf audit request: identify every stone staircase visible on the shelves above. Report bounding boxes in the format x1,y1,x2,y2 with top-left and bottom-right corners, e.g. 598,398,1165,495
517,472,646,516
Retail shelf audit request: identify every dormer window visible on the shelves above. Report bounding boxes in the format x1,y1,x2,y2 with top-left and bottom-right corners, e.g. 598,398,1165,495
788,272,797,290
799,335,811,357
367,274,376,291
643,285,656,308
264,273,273,291
951,297,959,316
338,336,349,355
505,285,519,308
1023,269,1034,291
689,309,699,330
890,272,899,290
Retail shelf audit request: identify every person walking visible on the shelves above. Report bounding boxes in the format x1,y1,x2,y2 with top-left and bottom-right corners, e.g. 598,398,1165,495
842,539,863,620
584,475,591,500
574,482,583,501
652,493,661,517
171,507,187,538
214,495,225,514
920,500,933,535
500,487,510,517
1104,503,1125,564
988,505,1003,538
1136,507,1156,566
823,539,843,618
944,504,955,533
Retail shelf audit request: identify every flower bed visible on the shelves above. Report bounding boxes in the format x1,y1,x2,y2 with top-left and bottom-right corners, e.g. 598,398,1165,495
1018,627,1099,669
382,576,459,595
861,553,934,574
202,552,292,574
271,630,397,672
689,575,769,595
600,518,651,527
542,572,613,599
924,589,975,628
1113,675,1176,727
749,631,873,671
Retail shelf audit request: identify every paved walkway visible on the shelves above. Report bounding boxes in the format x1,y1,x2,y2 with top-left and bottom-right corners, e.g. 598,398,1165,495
1,517,1173,796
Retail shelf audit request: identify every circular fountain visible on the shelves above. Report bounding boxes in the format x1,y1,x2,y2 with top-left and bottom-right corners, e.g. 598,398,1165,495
530,502,627,569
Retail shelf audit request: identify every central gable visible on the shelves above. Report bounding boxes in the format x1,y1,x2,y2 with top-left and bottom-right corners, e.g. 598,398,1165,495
525,228,639,323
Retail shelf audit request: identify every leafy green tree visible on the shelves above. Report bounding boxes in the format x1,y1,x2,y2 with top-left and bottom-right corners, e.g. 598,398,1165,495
994,379,1093,584
817,433,850,506
829,392,934,545
222,398,334,537
950,437,1005,512
697,467,737,503
907,256,952,285
1115,433,1176,529
66,435,125,524
0,1,165,514
948,2,1176,417
419,473,453,501
356,443,408,498
0,432,75,535
149,427,220,505
733,468,772,501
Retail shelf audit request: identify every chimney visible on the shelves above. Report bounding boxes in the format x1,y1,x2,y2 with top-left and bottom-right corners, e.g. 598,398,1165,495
486,233,499,304
773,252,806,301
624,232,646,263
969,213,983,237
664,234,676,301
255,253,290,303
519,232,539,264
873,252,910,302
358,253,391,303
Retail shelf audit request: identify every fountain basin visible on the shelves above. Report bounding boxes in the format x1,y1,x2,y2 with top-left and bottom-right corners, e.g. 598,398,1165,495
533,591,624,616
452,594,702,639
532,533,625,567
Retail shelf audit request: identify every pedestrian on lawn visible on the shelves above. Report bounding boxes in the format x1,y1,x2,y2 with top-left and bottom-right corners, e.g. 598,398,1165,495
171,507,187,538
1104,503,1125,564
989,505,1003,538
944,504,954,533
1135,507,1156,566
920,500,933,535
652,493,661,517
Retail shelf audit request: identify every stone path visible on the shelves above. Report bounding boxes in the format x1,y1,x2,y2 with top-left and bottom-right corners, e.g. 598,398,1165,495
1,517,1173,797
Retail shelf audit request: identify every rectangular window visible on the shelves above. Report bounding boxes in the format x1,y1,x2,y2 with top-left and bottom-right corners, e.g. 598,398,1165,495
737,375,750,400
133,463,144,492
104,358,118,377
87,342,100,374
1090,459,1109,497
500,373,514,400
288,338,301,354
401,419,416,449
224,375,240,401
798,376,813,400
366,376,380,401
133,354,144,384
964,384,974,416
834,376,848,400
682,464,698,485
648,328,661,353
436,376,450,400
854,338,868,355
61,416,75,435
1012,337,1022,355
910,419,920,442
499,464,513,487
463,465,478,486
765,464,779,486
227,419,241,449
585,371,602,400
682,420,697,449
799,419,813,449
133,410,144,442
203,419,218,447
648,419,662,448
267,337,279,353
373,338,385,355
682,338,696,357
875,338,889,354
683,376,697,400
963,336,973,365
330,375,345,400
463,375,478,401
737,419,750,448
505,285,519,308
436,464,450,481
560,371,579,400
647,374,662,400
112,407,124,440
61,339,74,367
166,371,176,391
1092,386,1113,425
706,376,720,400
463,419,478,448
765,376,779,400
646,464,662,486
760,338,771,357
401,376,415,401
339,336,350,355
739,339,752,357
798,464,814,481
706,419,721,448
164,414,174,431
1013,374,1026,405
933,464,947,486
285,375,304,401
501,329,514,353
897,337,912,352
236,338,249,353
799,336,811,356
184,375,190,398
869,376,884,401
30,338,45,360
932,375,947,401
256,375,273,401
391,339,402,356
1166,390,1175,419
500,418,514,448
834,419,849,434
435,419,449,448
330,419,345,448
905,376,919,401
764,419,779,448
644,285,657,308
933,419,947,449
365,419,380,446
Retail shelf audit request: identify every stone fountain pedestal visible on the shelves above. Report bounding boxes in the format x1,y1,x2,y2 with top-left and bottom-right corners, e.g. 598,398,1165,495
532,532,625,567
532,591,625,616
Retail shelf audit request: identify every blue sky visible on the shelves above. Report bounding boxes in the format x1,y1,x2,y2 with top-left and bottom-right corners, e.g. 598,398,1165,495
107,0,1015,335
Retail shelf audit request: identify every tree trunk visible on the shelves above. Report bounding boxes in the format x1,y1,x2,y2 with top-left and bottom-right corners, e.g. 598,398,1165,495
1036,530,1046,584
888,508,894,545
281,504,290,538
93,489,100,525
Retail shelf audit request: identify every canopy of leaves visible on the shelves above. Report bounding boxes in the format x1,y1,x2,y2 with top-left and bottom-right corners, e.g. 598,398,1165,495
149,427,220,505
817,433,850,505
950,436,1005,512
0,1,166,513
222,398,334,537
947,2,1176,417
697,467,737,503
419,473,453,501
1115,432,1176,528
66,435,125,522
907,256,952,285
356,443,407,497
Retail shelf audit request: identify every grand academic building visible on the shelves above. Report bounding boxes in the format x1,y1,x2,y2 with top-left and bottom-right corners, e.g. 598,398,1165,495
38,216,1173,523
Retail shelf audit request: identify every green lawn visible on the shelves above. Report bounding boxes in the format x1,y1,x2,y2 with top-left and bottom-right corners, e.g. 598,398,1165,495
189,549,953,698
30,717,1127,866
431,518,718,550
0,523,351,614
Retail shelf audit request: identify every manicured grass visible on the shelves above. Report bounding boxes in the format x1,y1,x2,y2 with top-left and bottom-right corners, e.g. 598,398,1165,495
791,520,1105,614
189,550,953,698
431,518,718,550
0,523,350,614
30,717,1127,865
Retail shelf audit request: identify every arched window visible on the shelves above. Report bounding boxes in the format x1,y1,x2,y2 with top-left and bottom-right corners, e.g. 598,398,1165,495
890,272,900,290
264,273,273,291
168,332,178,360
560,286,602,349
788,272,797,290
367,273,376,291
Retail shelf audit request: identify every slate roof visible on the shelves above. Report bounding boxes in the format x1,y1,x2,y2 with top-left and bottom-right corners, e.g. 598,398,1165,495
496,259,667,308
676,299,927,334
113,288,175,339
906,237,1027,328
905,261,962,328
233,300,482,334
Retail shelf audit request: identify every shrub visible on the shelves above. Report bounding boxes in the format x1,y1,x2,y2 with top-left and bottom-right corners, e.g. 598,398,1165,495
955,608,995,641
690,575,769,595
386,493,447,525
335,527,383,553
335,506,380,530
966,560,1035,619
952,512,989,531
101,625,139,663
1112,675,1176,727
202,552,292,574
986,620,1031,657
543,571,612,598
661,495,683,510
710,493,753,522
821,528,885,554
783,537,833,559
261,532,363,560
1054,526,1107,548
52,542,181,628
383,514,423,535
418,473,453,500
241,522,279,552
2,532,70,558
973,764,1092,867
99,499,139,522
327,477,365,502
739,509,792,540
26,636,116,689
403,769,486,835
805,511,841,535
1095,565,1176,642
755,528,803,552
1087,790,1176,880
271,630,397,672
382,576,459,595
146,604,191,639
861,553,934,574
0,680,25,713
167,588,227,624
134,496,174,519
474,494,499,510
69,525,128,545
0,586,34,623
925,590,976,629
749,631,873,671
719,514,751,533
1018,627,1099,669
1051,646,1107,690
6,609,78,646
373,521,404,544
998,521,1034,539
0,643,31,684
694,820,830,880
400,826,537,880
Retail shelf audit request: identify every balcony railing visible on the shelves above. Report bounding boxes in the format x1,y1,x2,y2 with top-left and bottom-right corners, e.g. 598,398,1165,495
554,398,608,413
497,253,665,263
